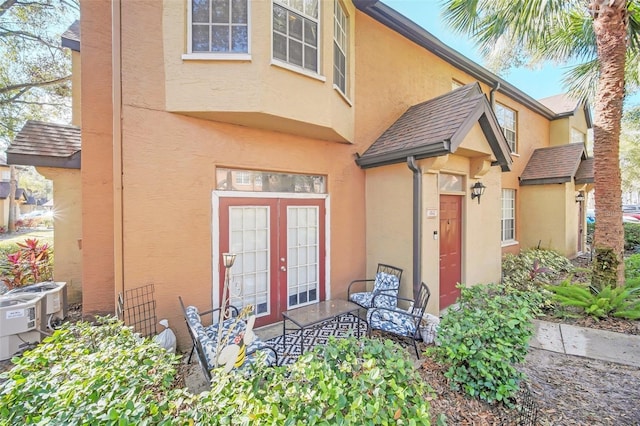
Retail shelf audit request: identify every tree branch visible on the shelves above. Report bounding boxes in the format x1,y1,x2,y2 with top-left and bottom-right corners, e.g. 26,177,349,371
0,75,70,96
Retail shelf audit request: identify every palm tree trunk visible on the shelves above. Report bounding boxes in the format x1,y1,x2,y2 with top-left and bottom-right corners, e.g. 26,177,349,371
591,0,628,287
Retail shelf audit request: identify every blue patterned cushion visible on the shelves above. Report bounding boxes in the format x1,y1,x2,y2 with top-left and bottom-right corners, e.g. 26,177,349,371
349,272,399,309
367,308,418,337
187,306,275,370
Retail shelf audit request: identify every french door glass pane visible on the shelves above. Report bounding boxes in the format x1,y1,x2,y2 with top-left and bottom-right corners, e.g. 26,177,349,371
287,206,319,308
229,206,271,317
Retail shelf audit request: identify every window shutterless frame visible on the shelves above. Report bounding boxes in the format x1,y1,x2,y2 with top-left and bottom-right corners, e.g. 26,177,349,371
272,0,320,74
185,0,252,60
495,103,517,153
501,189,516,242
333,0,348,96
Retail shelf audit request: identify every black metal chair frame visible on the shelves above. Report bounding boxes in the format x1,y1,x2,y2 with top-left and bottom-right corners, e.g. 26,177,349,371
347,263,403,309
367,282,431,359
178,297,278,381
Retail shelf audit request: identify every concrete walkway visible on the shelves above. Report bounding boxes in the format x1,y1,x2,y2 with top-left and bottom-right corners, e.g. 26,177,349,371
531,319,640,368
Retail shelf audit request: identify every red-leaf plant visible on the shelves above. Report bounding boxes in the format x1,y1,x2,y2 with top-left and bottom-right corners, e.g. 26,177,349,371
2,239,53,290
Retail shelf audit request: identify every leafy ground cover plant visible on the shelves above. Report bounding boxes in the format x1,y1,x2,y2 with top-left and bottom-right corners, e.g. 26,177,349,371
1,319,431,425
502,248,574,291
0,317,181,425
181,337,432,425
428,284,539,405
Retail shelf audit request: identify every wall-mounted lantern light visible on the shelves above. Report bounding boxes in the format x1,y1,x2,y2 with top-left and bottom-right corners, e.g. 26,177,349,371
575,192,585,203
470,181,486,204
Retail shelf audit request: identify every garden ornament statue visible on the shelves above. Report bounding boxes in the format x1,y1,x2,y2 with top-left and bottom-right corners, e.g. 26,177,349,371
217,315,257,372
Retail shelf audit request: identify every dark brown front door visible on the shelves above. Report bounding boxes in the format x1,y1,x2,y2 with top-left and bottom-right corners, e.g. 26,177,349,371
439,195,462,308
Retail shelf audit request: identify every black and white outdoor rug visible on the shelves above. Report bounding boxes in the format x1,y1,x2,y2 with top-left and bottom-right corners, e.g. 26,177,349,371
264,314,367,366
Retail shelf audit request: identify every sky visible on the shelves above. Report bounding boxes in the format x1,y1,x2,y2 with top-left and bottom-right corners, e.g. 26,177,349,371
383,0,640,107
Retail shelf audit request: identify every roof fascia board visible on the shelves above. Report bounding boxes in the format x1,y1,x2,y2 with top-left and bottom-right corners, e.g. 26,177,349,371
62,37,80,52
7,152,81,169
575,176,594,184
354,1,559,121
520,177,572,185
356,143,450,169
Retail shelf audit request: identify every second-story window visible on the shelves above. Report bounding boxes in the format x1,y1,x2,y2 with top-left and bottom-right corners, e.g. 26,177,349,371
333,0,348,95
571,128,586,144
190,0,249,53
495,103,517,153
273,0,319,73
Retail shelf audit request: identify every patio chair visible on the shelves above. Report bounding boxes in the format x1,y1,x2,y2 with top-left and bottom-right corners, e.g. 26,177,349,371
347,263,403,310
367,282,431,358
178,297,278,381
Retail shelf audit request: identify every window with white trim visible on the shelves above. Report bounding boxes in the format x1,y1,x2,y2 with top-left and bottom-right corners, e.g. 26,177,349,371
189,0,249,53
495,103,517,153
571,128,586,144
272,0,319,73
501,189,516,242
333,0,348,95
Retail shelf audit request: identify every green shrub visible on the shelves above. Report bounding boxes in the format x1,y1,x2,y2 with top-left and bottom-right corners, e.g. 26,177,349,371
0,317,181,425
624,222,640,250
183,337,431,425
428,284,538,405
502,248,574,291
1,320,431,425
625,253,640,281
547,279,640,320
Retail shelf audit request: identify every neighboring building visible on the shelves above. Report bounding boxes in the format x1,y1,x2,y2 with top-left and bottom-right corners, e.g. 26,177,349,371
0,172,28,228
5,21,83,303
14,0,591,347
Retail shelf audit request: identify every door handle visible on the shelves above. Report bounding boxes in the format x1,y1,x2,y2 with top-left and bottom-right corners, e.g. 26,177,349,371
280,266,287,271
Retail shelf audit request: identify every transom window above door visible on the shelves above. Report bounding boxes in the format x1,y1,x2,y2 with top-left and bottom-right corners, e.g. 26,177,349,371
189,0,249,54
272,0,320,73
217,168,326,193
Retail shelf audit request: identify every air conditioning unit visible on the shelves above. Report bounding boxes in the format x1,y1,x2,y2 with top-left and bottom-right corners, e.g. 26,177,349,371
0,293,46,361
6,281,67,329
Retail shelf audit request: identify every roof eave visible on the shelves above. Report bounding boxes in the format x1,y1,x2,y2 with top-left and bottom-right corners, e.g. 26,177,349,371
7,151,81,169
575,176,594,184
356,143,450,169
520,176,573,186
61,37,80,52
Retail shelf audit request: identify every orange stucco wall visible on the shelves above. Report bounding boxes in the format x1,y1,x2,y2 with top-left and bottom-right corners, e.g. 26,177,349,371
79,0,590,344
79,0,368,346
161,0,355,143
80,0,115,316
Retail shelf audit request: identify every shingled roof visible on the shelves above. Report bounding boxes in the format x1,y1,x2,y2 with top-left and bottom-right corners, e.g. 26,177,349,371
538,94,593,128
7,120,81,169
520,143,592,185
62,20,80,52
575,158,594,184
0,183,28,201
355,83,512,170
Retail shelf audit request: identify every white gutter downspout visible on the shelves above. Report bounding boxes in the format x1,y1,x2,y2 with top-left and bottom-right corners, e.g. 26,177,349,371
112,0,125,305
407,156,422,299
